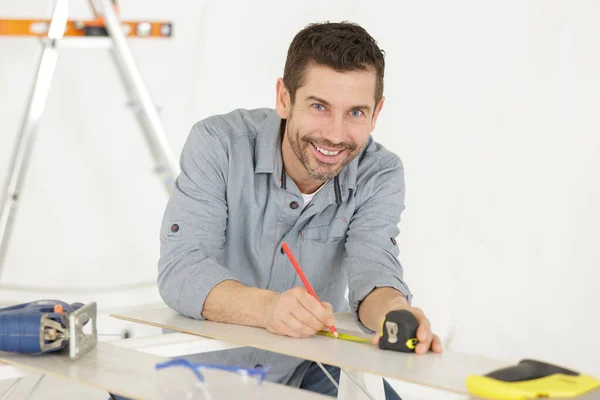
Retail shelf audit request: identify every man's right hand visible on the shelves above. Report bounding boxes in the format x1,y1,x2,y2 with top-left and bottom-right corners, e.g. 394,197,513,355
263,286,335,338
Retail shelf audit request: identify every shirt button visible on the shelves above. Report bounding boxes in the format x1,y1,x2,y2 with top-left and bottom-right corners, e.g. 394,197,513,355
289,201,299,209
170,224,179,233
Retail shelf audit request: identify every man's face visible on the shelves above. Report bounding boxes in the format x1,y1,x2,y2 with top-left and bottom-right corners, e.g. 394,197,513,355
277,64,384,182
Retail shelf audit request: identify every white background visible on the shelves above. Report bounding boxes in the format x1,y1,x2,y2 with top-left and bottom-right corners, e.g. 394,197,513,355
1,0,599,396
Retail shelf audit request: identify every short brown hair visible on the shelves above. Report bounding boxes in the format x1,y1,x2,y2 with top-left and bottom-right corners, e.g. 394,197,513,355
283,21,385,107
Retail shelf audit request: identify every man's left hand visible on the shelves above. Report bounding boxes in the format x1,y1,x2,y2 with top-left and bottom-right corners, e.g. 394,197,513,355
370,306,443,355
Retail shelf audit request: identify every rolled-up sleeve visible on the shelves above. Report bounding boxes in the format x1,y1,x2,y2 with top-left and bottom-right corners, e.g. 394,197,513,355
345,156,413,333
157,121,239,319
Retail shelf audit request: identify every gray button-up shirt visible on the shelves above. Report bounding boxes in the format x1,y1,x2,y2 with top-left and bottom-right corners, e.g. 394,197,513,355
157,107,412,386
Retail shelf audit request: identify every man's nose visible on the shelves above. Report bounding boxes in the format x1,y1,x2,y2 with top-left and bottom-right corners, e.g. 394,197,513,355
323,116,345,144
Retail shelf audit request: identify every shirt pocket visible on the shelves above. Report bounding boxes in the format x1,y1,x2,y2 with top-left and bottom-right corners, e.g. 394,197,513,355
299,217,348,243
297,218,348,292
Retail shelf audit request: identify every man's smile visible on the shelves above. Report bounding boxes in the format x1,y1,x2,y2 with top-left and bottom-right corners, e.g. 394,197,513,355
309,142,347,164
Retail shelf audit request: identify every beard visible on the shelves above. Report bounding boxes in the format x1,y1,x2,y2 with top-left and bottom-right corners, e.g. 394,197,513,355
287,128,358,181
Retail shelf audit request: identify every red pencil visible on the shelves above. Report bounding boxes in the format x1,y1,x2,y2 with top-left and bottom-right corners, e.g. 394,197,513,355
281,242,339,338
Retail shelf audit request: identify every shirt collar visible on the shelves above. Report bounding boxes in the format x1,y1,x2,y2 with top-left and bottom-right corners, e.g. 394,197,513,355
254,109,283,174
254,109,358,194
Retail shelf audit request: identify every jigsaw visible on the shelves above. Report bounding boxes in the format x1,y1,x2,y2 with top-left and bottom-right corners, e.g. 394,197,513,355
0,300,97,360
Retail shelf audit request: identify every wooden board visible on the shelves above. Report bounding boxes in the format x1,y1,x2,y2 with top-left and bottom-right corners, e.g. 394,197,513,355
0,341,329,400
0,363,32,380
111,306,510,396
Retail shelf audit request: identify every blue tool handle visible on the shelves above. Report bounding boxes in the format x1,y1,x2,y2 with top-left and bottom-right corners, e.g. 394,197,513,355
0,300,82,354
0,300,79,314
0,313,44,354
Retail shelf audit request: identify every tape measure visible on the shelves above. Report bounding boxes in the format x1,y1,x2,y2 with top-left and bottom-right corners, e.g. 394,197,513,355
316,330,372,343
465,359,600,399
316,309,419,352
378,309,419,352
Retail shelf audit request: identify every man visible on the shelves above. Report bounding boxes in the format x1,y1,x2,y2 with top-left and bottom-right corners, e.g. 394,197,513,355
156,21,442,398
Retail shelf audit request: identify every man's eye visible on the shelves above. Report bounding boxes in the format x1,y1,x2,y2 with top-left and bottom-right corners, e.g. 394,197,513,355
350,110,363,117
312,104,325,111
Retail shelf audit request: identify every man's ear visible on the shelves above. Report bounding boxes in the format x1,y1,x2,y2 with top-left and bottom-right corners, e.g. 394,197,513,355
276,78,291,119
371,96,385,129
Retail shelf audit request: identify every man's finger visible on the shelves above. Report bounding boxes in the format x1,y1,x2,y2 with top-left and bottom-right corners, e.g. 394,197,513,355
371,334,380,345
297,291,335,326
415,313,432,342
415,338,432,354
271,319,301,338
283,313,318,337
291,299,327,332
432,334,443,353
322,302,333,313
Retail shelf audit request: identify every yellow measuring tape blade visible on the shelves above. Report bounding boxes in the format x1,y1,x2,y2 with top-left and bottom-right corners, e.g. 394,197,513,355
316,330,372,344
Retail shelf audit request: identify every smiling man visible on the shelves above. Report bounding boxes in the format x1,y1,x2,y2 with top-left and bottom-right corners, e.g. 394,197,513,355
155,21,442,399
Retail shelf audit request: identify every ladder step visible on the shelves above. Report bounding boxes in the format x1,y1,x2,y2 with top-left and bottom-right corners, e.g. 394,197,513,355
0,19,172,38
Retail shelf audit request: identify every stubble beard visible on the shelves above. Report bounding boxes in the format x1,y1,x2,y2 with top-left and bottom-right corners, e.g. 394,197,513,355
287,128,358,181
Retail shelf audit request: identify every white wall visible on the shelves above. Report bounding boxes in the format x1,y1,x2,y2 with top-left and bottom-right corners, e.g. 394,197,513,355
1,0,599,389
